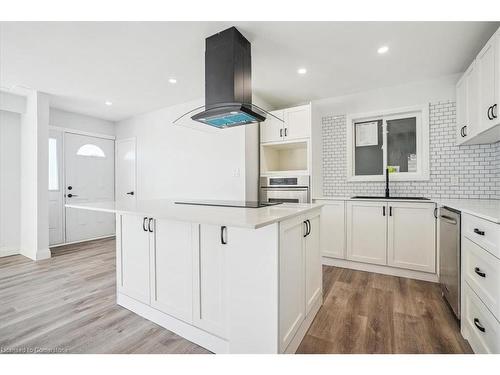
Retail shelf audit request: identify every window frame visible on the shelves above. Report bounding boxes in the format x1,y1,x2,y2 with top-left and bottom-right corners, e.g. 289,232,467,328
346,104,430,182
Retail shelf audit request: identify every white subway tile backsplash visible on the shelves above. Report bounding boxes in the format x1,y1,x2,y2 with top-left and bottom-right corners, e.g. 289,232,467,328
322,100,500,199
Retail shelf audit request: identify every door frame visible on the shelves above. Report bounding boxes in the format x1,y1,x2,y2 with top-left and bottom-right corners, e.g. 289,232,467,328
115,137,137,201
49,125,116,247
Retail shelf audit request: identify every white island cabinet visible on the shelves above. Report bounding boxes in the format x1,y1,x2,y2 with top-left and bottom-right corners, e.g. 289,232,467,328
67,200,322,354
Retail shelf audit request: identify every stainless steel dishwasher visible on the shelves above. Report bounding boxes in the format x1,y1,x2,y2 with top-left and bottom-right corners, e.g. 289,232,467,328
439,206,461,319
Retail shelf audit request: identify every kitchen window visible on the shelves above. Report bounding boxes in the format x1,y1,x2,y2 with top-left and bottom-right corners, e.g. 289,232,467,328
346,105,429,181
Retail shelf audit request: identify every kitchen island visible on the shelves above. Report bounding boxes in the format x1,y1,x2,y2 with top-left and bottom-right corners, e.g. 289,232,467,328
66,200,323,354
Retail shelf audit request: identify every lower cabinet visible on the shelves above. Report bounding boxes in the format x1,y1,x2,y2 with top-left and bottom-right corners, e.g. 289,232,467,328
193,224,228,338
318,200,345,259
150,219,195,324
118,214,151,305
346,201,387,265
279,211,322,352
279,215,305,352
387,202,436,273
345,200,436,273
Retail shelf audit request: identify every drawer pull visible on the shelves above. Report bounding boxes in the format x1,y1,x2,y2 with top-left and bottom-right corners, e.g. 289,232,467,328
473,318,486,333
473,228,485,236
474,267,486,278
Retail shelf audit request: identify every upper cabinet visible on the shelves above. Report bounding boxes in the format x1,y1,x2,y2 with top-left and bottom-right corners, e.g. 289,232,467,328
260,104,311,144
456,62,479,144
457,27,500,145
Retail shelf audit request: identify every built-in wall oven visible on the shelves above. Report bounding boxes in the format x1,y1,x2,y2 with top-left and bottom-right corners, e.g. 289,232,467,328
259,176,310,204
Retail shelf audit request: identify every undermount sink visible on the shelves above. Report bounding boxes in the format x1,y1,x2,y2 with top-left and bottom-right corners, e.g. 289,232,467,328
351,196,430,200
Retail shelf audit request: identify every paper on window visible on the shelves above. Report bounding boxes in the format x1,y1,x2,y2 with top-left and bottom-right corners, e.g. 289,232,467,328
355,121,378,147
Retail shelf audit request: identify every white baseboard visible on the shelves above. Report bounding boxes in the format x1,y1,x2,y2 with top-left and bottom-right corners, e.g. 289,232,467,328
50,234,115,248
36,248,52,260
117,293,229,354
322,256,438,283
285,294,322,354
0,247,19,258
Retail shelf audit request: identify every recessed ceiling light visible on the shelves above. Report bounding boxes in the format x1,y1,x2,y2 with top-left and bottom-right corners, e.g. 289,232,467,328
105,101,112,106
168,78,177,84
297,68,307,75
377,45,389,54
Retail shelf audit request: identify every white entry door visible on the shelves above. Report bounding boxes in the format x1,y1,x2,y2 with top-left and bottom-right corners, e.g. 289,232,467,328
64,133,115,243
115,138,137,201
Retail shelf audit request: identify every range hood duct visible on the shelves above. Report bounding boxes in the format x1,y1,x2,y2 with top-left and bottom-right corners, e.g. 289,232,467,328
174,27,281,129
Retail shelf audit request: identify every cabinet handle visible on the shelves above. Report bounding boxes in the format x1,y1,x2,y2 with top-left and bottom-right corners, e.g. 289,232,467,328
474,318,486,333
221,226,227,244
67,193,79,198
284,127,288,137
382,206,386,216
462,125,467,137
460,126,464,137
148,218,154,232
473,228,485,236
493,104,498,119
474,267,486,278
142,217,148,232
389,206,392,216
303,221,308,237
306,219,311,236
488,106,493,120
126,191,134,195
280,128,283,137
434,207,438,219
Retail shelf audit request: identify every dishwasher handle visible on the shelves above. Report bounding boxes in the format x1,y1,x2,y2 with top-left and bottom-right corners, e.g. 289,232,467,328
440,214,458,225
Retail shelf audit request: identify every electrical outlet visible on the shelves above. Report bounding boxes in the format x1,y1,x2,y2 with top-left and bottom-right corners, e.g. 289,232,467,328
232,168,240,177
450,175,459,186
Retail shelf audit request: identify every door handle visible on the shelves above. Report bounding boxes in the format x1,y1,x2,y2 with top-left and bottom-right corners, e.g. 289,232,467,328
126,191,134,195
473,228,485,236
67,194,78,198
474,267,486,278
221,226,227,244
474,318,486,333
142,217,148,232
148,218,154,233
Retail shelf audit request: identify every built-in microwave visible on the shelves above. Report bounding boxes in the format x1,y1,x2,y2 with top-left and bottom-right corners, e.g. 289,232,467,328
259,176,310,204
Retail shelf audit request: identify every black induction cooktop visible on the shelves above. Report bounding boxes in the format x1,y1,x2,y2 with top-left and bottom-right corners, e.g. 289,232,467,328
175,200,282,208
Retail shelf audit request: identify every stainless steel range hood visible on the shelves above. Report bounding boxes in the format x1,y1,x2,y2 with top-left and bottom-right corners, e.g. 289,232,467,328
174,27,282,129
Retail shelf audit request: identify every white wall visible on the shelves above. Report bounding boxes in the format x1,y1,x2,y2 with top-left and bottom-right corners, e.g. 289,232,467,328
0,110,21,257
49,108,115,136
311,74,460,197
115,98,249,201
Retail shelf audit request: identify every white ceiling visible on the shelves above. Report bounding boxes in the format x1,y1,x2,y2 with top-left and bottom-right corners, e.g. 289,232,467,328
1,21,498,121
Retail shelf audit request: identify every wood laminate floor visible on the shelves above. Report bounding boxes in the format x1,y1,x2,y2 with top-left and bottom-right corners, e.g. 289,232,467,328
0,238,471,354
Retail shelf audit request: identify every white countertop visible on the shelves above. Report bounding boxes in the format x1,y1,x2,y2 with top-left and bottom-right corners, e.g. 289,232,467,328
436,199,500,224
65,200,323,229
314,196,500,223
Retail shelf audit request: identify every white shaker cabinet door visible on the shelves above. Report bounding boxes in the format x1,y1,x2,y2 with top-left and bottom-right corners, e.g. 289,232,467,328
151,219,195,323
346,201,387,265
283,105,311,141
304,212,322,315
387,202,436,273
193,224,228,338
477,33,498,132
260,110,284,143
279,215,306,352
319,201,346,259
118,214,151,304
